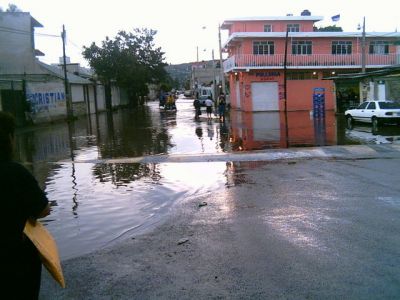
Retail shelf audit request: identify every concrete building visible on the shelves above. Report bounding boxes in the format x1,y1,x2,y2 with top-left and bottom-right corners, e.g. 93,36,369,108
191,60,223,100
221,11,400,112
0,12,126,125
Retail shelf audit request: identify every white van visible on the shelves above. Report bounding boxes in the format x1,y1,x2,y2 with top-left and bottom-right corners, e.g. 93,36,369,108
198,87,213,99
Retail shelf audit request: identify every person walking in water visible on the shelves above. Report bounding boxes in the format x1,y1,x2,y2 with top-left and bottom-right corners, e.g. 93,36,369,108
193,98,201,119
205,96,214,119
218,93,226,122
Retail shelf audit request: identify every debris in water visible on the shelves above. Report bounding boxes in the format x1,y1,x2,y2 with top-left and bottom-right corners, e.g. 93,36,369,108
177,238,189,245
199,201,208,207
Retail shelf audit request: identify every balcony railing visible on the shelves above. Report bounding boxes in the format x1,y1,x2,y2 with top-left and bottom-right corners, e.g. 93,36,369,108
223,54,400,72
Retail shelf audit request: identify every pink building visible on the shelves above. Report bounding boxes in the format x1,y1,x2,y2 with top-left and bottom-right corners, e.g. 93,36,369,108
221,11,400,112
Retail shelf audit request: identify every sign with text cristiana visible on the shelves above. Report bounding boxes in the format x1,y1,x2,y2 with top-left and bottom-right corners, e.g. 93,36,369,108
26,82,66,114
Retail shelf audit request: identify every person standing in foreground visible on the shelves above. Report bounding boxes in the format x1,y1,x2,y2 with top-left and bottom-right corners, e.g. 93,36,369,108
0,112,50,299
205,96,214,119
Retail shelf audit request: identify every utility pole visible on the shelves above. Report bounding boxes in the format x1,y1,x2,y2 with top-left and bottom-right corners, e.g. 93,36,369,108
283,29,289,111
62,25,73,120
218,24,226,95
361,16,366,73
212,49,217,100
283,28,289,148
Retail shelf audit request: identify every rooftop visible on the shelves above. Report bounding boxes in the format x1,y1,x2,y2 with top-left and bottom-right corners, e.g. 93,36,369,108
221,15,324,29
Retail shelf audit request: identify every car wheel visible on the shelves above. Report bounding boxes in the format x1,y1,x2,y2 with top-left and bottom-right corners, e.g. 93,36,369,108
346,115,353,128
372,117,379,128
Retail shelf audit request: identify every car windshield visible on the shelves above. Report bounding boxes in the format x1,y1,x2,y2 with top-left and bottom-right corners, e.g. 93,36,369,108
378,102,400,109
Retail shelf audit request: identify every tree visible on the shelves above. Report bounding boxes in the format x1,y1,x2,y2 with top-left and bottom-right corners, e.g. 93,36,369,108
0,3,23,12
83,28,168,107
314,25,343,32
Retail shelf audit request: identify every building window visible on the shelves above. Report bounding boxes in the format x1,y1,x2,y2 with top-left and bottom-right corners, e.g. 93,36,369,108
292,41,312,55
263,24,272,32
332,41,352,54
287,24,300,32
369,41,389,54
253,41,275,55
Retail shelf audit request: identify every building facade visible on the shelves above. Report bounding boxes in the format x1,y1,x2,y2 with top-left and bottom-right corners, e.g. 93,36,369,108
221,11,400,112
191,60,223,100
0,12,127,125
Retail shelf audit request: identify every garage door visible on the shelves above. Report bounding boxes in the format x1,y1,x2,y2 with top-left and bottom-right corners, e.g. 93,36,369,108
251,82,279,111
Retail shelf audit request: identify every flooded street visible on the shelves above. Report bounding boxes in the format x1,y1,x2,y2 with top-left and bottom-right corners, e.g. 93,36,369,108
14,96,400,259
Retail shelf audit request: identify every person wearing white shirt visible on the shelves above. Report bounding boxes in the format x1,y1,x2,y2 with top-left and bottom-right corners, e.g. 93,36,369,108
205,97,214,119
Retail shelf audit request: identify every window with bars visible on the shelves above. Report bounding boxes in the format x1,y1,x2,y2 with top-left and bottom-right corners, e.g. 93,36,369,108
369,41,389,54
253,41,275,55
263,24,272,32
291,41,312,55
287,24,300,32
332,41,352,54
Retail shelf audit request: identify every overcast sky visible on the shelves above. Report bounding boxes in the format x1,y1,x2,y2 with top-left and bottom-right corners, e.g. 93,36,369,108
1,0,399,68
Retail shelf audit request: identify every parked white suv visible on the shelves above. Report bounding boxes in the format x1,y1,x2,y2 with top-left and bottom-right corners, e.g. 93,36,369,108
345,100,400,127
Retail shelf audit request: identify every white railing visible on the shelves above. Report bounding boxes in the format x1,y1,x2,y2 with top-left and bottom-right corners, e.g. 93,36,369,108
223,54,400,72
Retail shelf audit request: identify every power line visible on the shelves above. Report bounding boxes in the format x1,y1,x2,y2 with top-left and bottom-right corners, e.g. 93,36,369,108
0,25,59,37
67,39,83,51
36,32,59,38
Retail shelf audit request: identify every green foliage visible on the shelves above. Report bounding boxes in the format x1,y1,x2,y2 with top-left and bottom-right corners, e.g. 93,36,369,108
83,28,168,106
0,3,23,12
315,25,343,32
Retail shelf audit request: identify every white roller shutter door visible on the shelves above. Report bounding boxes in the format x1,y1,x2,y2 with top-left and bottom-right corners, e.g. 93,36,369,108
251,82,279,111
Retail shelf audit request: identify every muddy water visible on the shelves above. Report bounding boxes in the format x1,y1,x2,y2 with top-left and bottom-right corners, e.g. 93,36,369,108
13,98,400,259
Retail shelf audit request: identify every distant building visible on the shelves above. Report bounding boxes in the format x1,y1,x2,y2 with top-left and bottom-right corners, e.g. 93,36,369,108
191,60,222,100
221,11,400,112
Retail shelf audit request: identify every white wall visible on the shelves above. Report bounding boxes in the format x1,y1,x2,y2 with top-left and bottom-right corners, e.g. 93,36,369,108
88,85,96,114
111,85,120,107
25,80,67,123
96,85,106,111
71,85,85,103
0,13,45,74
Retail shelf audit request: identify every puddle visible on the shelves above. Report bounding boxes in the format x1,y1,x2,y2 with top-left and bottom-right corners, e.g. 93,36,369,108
40,161,227,259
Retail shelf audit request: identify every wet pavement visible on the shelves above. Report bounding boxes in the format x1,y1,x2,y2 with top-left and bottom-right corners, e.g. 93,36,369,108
13,96,400,260
21,96,400,298
40,145,400,299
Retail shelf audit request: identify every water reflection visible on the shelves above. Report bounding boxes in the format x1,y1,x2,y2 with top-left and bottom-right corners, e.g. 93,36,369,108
345,122,400,145
43,161,228,259
93,162,161,186
14,101,400,165
229,110,338,150
11,98,400,259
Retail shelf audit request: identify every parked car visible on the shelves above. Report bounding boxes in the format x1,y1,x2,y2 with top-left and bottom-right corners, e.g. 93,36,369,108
184,90,193,98
345,100,400,127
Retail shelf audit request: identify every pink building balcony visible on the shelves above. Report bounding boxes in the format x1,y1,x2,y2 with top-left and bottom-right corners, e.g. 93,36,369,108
223,54,400,72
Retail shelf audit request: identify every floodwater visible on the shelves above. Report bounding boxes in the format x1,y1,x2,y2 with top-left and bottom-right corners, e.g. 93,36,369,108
14,97,400,259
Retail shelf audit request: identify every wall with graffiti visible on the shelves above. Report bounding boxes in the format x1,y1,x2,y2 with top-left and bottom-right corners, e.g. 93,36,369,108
26,81,67,123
